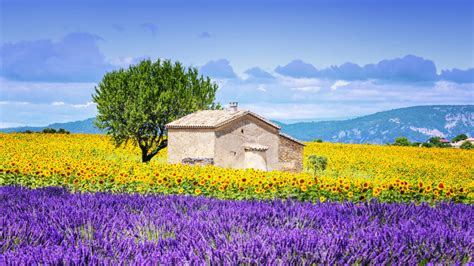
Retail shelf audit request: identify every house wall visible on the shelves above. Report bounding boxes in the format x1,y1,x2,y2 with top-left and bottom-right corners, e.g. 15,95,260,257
214,116,280,171
244,150,267,171
167,128,215,164
279,136,304,172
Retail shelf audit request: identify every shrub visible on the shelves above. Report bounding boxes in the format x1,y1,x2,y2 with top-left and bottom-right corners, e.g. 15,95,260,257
427,137,450,148
421,142,433,148
393,137,410,146
460,141,473,150
314,139,323,143
411,142,422,147
57,128,70,134
452,134,468,143
42,128,57,134
307,154,328,172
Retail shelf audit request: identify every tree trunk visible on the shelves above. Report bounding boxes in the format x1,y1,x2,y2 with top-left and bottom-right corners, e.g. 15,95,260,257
140,139,168,163
141,148,152,163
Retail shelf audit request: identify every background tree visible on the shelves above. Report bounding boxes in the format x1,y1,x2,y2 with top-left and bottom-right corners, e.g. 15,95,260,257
460,141,473,150
93,59,220,162
393,137,410,146
452,133,468,143
306,154,328,173
427,136,450,148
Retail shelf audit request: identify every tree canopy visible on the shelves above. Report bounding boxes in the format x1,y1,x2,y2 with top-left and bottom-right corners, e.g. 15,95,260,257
460,141,473,150
93,59,220,162
393,137,410,146
452,134,468,143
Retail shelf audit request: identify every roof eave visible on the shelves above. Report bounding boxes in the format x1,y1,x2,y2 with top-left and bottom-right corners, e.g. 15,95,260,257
279,133,306,146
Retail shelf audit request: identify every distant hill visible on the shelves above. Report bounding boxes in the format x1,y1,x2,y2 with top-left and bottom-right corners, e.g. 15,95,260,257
0,118,102,134
279,105,473,143
1,105,473,144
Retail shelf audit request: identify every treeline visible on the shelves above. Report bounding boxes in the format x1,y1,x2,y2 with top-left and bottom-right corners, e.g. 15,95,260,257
392,134,472,150
21,128,70,134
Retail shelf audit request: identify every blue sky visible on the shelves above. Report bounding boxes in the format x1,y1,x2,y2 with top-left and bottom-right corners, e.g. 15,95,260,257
0,0,473,126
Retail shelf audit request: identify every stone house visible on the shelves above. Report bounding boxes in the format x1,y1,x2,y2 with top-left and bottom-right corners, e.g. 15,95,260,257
452,137,474,148
165,102,305,172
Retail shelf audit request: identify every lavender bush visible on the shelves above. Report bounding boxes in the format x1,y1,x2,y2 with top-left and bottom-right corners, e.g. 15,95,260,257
1,186,472,264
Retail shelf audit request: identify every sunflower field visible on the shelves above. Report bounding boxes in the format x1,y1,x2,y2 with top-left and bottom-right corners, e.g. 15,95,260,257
0,133,473,203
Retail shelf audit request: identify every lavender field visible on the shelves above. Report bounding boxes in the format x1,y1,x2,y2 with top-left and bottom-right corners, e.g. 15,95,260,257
1,186,472,264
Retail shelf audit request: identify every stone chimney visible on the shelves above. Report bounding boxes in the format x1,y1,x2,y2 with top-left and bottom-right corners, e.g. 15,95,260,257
229,102,238,112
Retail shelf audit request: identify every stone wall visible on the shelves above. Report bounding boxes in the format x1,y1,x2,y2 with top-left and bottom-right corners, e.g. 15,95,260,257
167,129,215,164
214,116,280,171
278,136,304,172
244,150,267,171
181,157,214,166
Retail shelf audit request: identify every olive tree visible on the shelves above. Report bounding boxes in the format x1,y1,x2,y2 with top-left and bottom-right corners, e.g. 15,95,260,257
93,59,220,162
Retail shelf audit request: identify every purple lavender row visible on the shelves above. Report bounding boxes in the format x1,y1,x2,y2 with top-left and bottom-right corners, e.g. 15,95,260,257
1,186,472,264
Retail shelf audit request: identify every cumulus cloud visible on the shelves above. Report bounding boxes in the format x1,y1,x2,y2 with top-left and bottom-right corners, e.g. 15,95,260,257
330,80,350,91
291,86,321,93
0,100,97,127
274,55,447,83
107,56,150,68
0,78,96,104
215,71,473,120
241,102,394,121
439,68,474,83
319,63,366,80
257,84,267,92
244,67,275,79
141,23,158,36
72,102,95,108
366,55,438,82
275,59,319,78
200,59,237,79
0,32,111,82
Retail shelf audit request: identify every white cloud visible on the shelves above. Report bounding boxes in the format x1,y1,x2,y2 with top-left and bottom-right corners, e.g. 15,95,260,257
0,101,29,105
108,56,136,68
1,72,473,126
0,101,97,128
72,102,95,108
330,80,350,91
240,102,396,121
291,86,321,92
0,78,97,104
0,122,33,128
278,75,322,88
257,84,267,92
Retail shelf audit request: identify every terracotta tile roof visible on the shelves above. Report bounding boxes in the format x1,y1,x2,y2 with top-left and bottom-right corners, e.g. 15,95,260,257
279,132,305,146
243,143,269,151
165,109,280,130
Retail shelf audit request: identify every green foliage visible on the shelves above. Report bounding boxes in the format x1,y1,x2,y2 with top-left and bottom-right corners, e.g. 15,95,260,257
393,137,410,146
307,154,328,173
39,128,70,134
313,139,323,143
93,59,220,162
421,142,433,148
411,142,422,147
427,137,451,148
460,141,473,150
57,128,70,134
42,128,57,134
452,134,468,143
